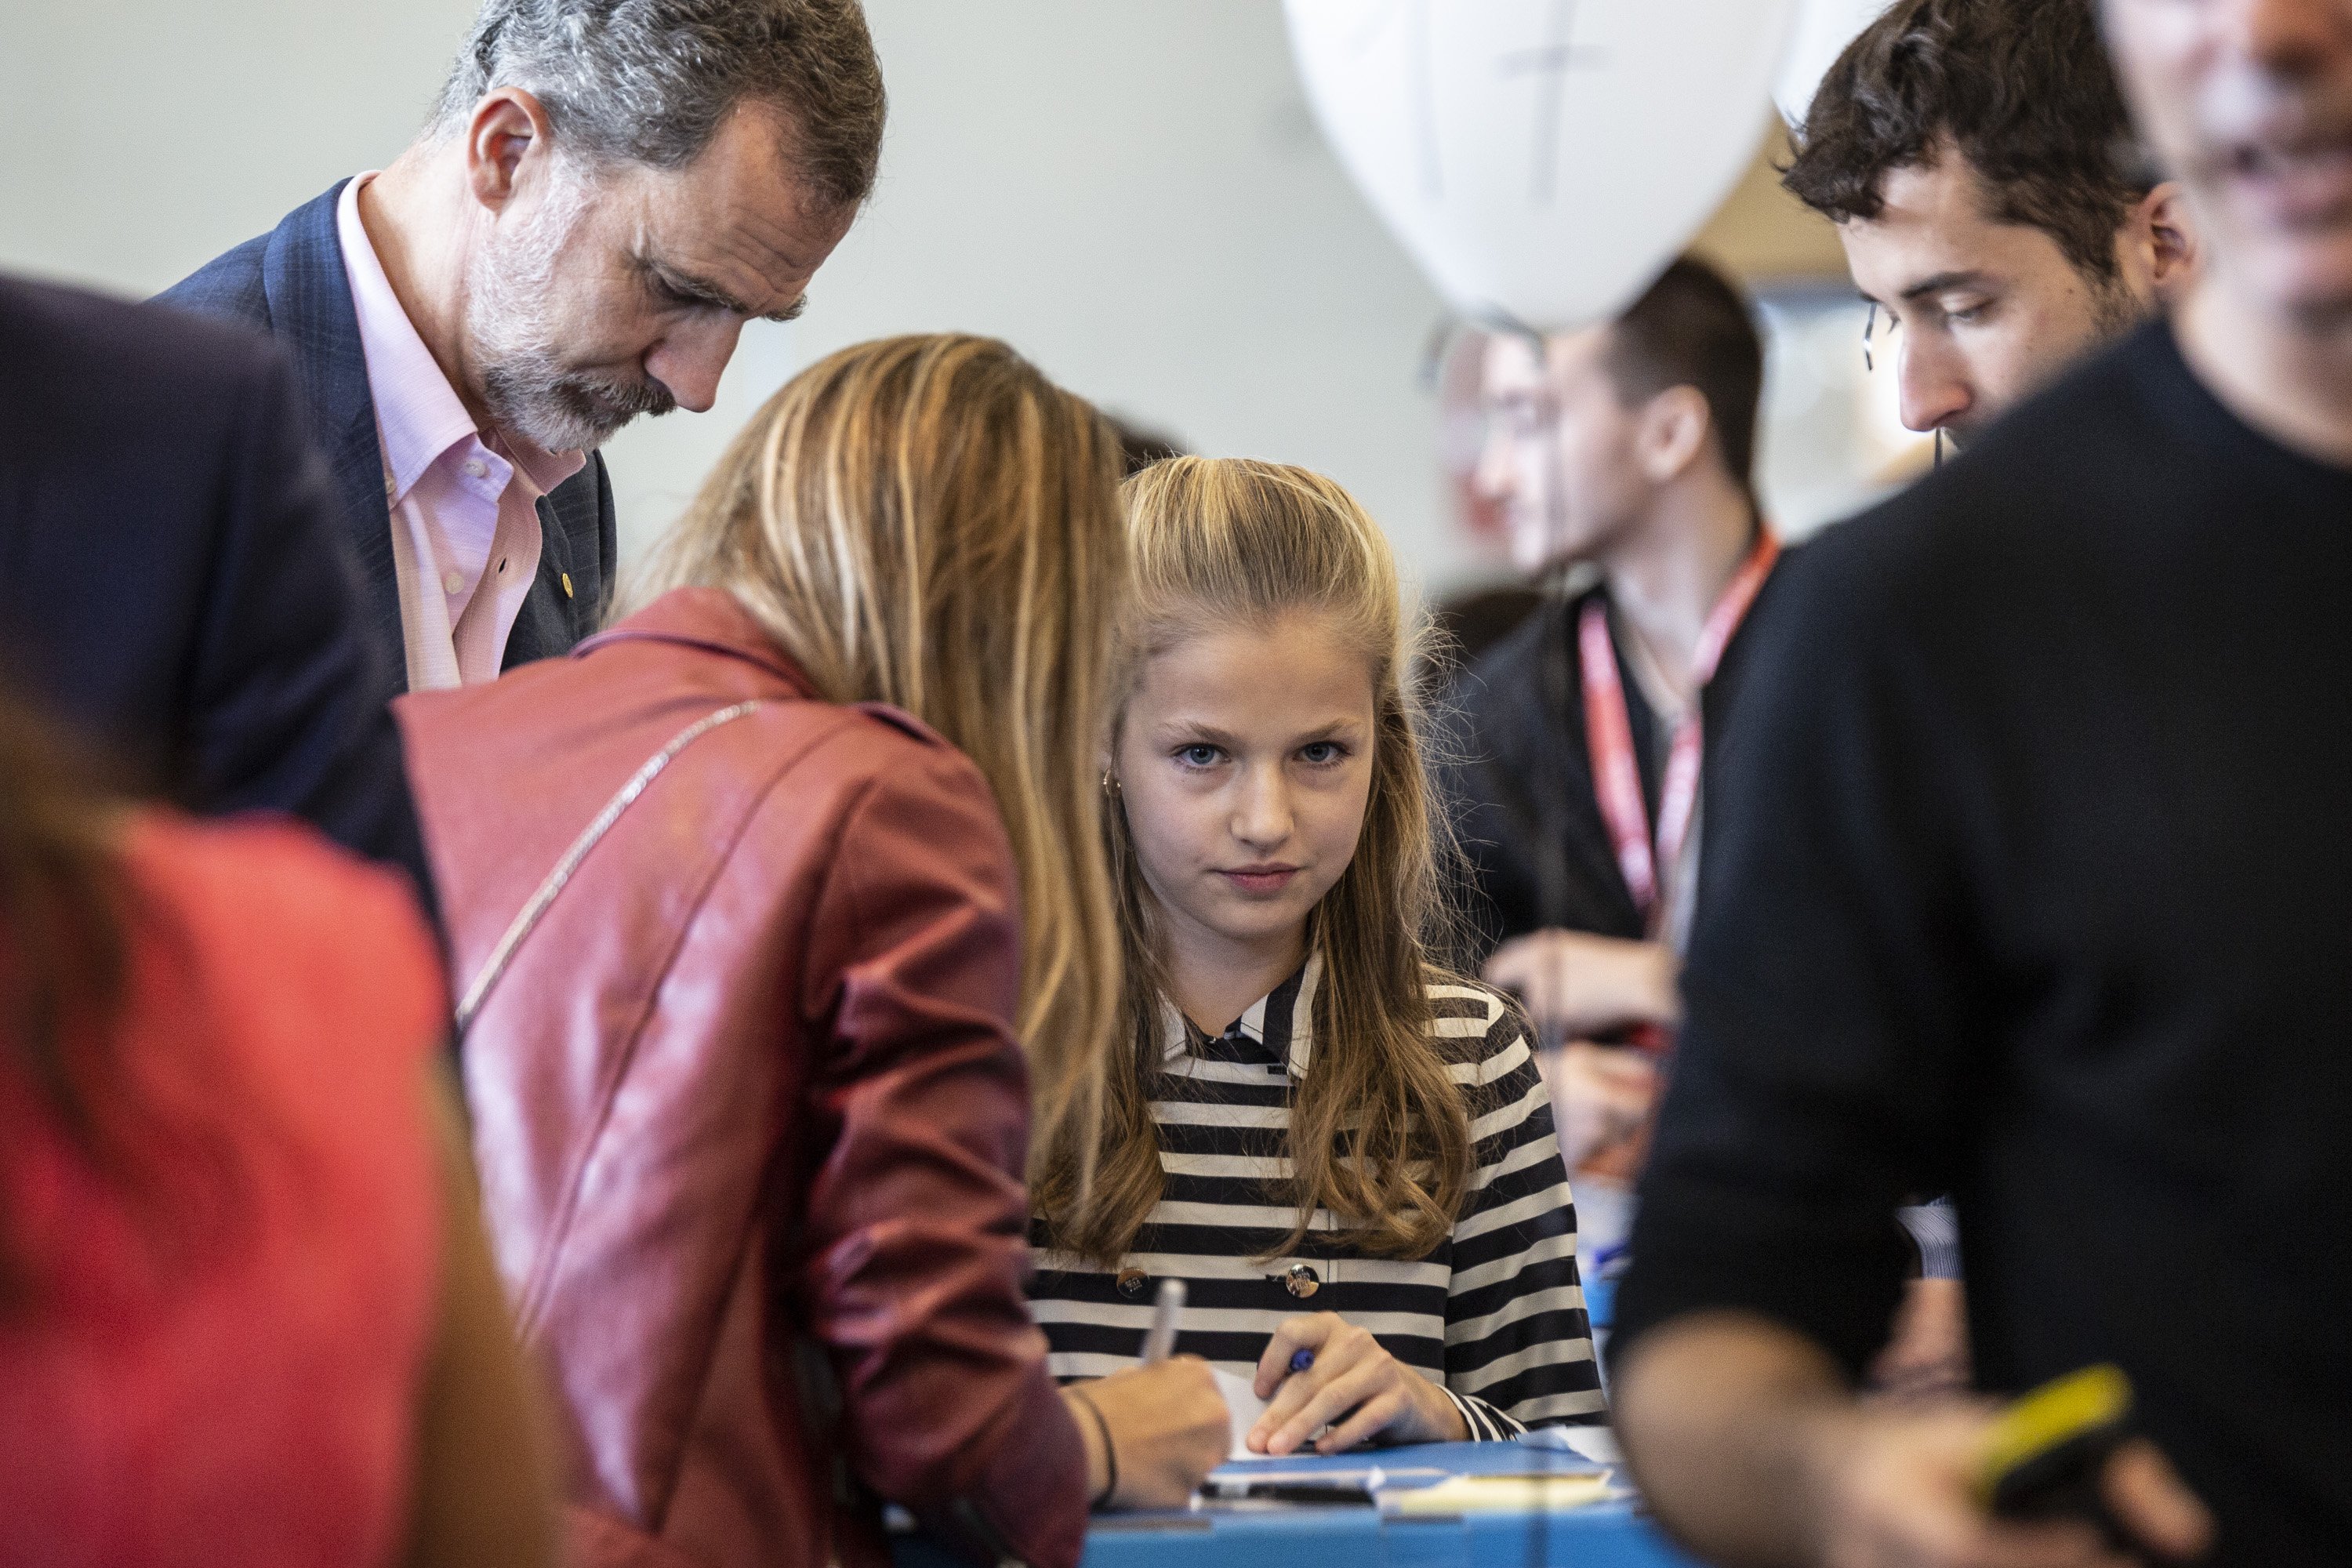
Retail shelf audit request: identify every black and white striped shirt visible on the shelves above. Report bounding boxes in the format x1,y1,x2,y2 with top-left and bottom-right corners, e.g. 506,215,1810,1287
1029,953,1605,1438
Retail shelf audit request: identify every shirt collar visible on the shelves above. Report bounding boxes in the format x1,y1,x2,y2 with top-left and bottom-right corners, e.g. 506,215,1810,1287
335,174,585,505
492,425,586,503
1160,949,1323,1079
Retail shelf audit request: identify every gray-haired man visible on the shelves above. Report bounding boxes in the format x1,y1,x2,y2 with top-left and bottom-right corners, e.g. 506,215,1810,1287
162,0,883,694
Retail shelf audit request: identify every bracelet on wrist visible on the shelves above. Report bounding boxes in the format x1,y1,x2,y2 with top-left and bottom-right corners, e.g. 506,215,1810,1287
1071,1385,1118,1509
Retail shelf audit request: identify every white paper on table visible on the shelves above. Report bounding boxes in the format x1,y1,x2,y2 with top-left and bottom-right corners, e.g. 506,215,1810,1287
1519,1423,1624,1465
1210,1367,1272,1460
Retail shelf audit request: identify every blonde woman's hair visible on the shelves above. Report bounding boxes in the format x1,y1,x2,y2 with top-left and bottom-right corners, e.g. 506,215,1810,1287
1033,456,1475,1267
632,333,1127,1193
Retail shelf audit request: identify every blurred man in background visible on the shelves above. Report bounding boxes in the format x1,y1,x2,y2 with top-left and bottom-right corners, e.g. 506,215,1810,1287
1443,257,1774,1265
1787,0,2196,445
1613,0,2351,1562
162,0,883,694
0,275,428,897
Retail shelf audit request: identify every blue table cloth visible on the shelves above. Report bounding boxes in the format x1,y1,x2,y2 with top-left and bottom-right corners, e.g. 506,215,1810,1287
893,1439,1701,1568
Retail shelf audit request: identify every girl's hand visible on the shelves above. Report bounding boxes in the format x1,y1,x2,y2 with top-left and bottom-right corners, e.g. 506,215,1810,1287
1247,1313,1470,1455
1063,1358,1231,1510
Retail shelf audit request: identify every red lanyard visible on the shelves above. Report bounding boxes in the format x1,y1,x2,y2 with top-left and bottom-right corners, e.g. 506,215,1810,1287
1579,528,1780,936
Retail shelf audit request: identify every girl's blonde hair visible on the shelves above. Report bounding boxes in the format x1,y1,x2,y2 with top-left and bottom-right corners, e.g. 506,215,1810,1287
1033,456,1474,1266
632,333,1127,1193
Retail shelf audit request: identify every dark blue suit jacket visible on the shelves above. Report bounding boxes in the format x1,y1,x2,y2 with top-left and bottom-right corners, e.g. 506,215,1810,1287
0,274,432,901
158,183,619,677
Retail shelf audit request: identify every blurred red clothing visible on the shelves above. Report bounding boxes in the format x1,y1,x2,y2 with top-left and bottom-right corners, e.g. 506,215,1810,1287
0,813,445,1568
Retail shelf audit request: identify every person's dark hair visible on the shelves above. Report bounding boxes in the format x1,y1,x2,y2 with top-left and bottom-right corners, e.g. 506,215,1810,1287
1600,256,1766,490
0,690,128,1304
434,0,887,209
1783,0,2149,281
0,695,258,1312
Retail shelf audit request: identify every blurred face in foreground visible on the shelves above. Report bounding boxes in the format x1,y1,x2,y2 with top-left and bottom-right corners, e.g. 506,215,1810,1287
2104,0,2352,325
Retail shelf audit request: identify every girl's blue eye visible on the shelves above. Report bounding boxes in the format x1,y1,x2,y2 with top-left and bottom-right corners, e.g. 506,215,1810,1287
1299,741,1344,765
1176,744,1221,768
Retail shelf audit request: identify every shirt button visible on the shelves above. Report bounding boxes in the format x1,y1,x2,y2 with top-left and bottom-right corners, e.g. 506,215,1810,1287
1280,1263,1320,1299
382,471,395,497
442,568,465,596
463,458,489,480
1115,1268,1149,1298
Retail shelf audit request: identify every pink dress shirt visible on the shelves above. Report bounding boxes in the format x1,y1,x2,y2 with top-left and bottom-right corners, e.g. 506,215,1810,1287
336,174,584,691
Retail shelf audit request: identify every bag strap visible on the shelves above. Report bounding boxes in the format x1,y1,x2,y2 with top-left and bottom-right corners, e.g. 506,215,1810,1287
455,699,766,1036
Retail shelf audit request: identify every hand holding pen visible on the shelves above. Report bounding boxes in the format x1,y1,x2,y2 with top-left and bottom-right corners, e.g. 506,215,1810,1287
1247,1312,1472,1456
1141,1278,1185,1364
1060,1276,1227,1510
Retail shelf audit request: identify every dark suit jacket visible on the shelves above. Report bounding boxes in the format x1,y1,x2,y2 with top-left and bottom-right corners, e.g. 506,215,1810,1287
1440,583,1664,962
0,274,432,898
157,182,619,678
1439,563,1793,964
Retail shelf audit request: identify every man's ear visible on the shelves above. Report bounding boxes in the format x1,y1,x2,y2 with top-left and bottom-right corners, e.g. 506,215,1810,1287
1635,385,1713,486
464,89,557,213
2136,180,2199,302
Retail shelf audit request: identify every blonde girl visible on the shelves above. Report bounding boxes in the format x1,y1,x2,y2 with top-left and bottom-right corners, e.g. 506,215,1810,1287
1031,457,1604,1454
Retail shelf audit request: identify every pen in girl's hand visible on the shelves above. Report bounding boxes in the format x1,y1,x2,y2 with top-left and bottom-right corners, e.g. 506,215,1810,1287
1140,1278,1185,1364
1290,1348,1315,1375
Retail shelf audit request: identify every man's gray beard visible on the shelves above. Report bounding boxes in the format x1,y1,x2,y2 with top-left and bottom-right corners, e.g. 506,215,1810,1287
465,174,677,454
479,352,677,454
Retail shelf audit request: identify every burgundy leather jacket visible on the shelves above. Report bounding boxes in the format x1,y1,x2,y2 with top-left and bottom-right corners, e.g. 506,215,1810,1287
397,588,1087,1568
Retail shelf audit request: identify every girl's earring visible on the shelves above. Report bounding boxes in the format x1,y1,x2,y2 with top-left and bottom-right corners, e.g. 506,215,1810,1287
1102,771,1120,798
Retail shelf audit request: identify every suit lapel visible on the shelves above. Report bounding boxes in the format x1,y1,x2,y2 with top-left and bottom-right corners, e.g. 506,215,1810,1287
504,457,606,668
259,181,406,673
255,183,619,677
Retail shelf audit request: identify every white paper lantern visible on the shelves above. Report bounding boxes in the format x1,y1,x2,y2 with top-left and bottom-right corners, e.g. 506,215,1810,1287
1283,0,1799,332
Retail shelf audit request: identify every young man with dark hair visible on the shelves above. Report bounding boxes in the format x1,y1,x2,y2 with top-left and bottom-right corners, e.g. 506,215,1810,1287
1611,1,2352,1564
1443,257,1774,1254
1787,0,2195,442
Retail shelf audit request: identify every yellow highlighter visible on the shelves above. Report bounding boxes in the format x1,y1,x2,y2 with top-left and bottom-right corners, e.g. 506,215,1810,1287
1976,1364,2135,1534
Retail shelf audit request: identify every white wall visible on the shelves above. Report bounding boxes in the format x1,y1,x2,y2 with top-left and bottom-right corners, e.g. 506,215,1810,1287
0,0,481,288
0,0,1482,590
